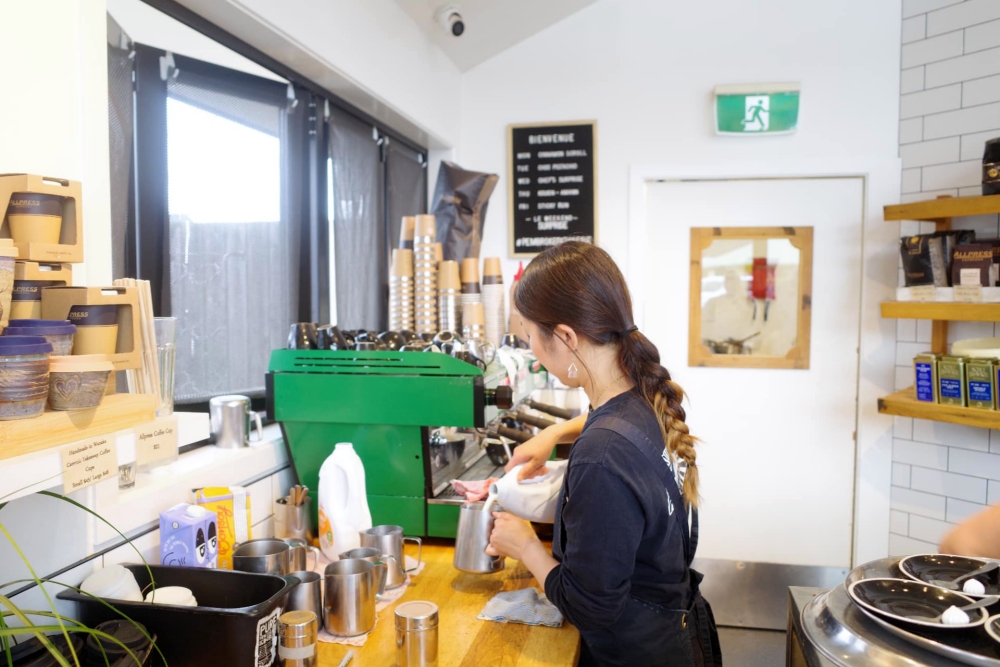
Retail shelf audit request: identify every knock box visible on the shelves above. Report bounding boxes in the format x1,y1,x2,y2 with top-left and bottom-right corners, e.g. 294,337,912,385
0,174,83,263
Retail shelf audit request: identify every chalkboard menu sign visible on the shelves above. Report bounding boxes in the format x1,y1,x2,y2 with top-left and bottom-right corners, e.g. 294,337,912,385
508,121,597,257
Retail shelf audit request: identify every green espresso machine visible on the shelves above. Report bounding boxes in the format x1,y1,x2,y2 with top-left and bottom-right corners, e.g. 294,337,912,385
266,349,541,537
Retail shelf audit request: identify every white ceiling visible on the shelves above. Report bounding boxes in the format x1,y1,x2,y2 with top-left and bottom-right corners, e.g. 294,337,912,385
393,0,600,72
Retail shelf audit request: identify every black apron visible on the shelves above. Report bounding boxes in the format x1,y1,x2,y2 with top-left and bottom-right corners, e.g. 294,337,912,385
567,416,723,667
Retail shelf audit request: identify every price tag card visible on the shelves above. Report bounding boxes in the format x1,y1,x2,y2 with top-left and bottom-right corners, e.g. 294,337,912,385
955,284,984,303
61,436,118,494
910,285,936,302
136,416,178,467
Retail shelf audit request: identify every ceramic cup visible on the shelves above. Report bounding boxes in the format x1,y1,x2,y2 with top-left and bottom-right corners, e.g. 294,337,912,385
47,355,114,411
67,305,119,355
6,193,63,244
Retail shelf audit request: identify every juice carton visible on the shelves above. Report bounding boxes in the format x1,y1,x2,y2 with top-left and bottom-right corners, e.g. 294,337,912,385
159,503,218,569
193,486,252,570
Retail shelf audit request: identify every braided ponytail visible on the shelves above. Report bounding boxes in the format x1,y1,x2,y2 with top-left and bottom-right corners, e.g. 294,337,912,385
619,330,700,507
514,241,700,508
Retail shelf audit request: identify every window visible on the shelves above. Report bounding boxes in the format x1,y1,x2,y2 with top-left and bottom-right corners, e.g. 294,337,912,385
113,9,427,408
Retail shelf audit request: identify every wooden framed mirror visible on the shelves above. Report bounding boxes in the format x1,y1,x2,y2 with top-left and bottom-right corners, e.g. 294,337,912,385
689,226,813,369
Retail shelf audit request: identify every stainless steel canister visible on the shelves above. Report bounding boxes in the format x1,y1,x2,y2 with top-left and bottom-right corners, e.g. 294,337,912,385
278,610,318,667
395,600,439,667
937,355,967,406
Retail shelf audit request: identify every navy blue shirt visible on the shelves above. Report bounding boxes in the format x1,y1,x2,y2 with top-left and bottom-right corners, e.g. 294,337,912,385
544,388,689,634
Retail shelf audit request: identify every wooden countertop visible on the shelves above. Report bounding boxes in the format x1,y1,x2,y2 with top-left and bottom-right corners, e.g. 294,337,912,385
317,540,580,666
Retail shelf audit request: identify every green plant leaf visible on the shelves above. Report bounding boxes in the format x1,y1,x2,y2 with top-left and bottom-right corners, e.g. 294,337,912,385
0,579,166,666
0,526,78,666
34,491,156,596
0,597,73,667
0,608,13,667
0,617,146,667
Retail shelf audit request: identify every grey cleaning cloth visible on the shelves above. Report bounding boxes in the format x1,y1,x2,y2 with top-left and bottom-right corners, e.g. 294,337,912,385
477,588,564,627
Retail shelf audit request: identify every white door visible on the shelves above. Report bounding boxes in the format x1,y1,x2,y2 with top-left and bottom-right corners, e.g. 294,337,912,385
642,177,864,568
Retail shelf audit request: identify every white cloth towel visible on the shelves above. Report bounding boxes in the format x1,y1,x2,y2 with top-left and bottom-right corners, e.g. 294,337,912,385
478,588,564,627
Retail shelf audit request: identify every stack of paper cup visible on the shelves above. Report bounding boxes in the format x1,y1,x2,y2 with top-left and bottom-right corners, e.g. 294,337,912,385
462,302,486,342
482,258,505,347
399,216,415,250
458,258,481,335
414,215,438,335
438,260,460,334
389,249,414,332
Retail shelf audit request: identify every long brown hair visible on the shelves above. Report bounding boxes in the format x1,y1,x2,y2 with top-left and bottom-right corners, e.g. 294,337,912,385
514,241,699,506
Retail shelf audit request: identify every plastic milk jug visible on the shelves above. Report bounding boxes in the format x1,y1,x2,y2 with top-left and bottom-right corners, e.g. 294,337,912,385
317,443,372,558
488,461,568,523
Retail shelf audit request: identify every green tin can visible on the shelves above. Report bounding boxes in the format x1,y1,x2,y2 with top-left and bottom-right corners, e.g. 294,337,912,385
937,356,967,406
914,353,939,403
966,358,997,410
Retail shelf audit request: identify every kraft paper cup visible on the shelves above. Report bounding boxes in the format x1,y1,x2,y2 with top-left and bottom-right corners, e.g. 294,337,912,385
6,193,63,245
67,305,119,355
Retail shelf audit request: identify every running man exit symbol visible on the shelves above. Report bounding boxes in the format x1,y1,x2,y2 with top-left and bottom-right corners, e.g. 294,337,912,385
742,96,769,131
714,83,800,135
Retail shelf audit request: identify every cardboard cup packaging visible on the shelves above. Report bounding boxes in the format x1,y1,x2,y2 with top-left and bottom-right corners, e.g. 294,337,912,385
194,486,252,570
11,280,57,320
6,193,63,245
67,304,119,355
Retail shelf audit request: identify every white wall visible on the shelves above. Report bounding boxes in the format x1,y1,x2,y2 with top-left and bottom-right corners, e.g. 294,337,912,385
107,0,285,81
459,0,903,564
889,0,1000,557
0,0,112,286
178,0,463,149
460,0,903,279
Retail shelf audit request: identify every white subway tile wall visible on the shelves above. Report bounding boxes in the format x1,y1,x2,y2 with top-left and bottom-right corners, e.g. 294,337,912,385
892,0,1000,556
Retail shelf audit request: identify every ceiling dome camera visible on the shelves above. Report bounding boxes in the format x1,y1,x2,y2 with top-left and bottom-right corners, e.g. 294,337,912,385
435,5,464,37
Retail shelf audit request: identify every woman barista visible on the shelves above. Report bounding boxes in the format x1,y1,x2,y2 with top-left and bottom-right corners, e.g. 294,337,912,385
487,242,722,667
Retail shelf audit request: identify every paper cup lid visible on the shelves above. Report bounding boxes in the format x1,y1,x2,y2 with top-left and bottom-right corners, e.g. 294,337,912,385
0,335,52,354
50,359,113,372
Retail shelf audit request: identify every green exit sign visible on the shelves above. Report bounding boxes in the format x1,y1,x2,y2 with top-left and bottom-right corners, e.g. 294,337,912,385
714,83,800,136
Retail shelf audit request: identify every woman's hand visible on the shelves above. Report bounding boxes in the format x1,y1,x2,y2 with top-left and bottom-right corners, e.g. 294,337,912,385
505,431,558,481
506,413,587,480
486,512,540,561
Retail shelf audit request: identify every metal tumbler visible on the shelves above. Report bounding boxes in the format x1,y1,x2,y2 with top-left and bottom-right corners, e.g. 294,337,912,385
232,538,291,575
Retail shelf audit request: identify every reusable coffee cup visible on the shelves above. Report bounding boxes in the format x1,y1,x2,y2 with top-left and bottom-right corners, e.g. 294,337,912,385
6,193,63,244
10,280,58,320
66,305,119,355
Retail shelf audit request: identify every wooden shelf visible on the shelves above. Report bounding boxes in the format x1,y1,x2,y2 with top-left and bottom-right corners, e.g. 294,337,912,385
0,393,156,461
881,301,1000,322
878,387,1000,429
885,194,1000,222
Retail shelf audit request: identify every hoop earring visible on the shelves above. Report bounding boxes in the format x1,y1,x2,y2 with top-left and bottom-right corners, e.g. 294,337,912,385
567,362,578,379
